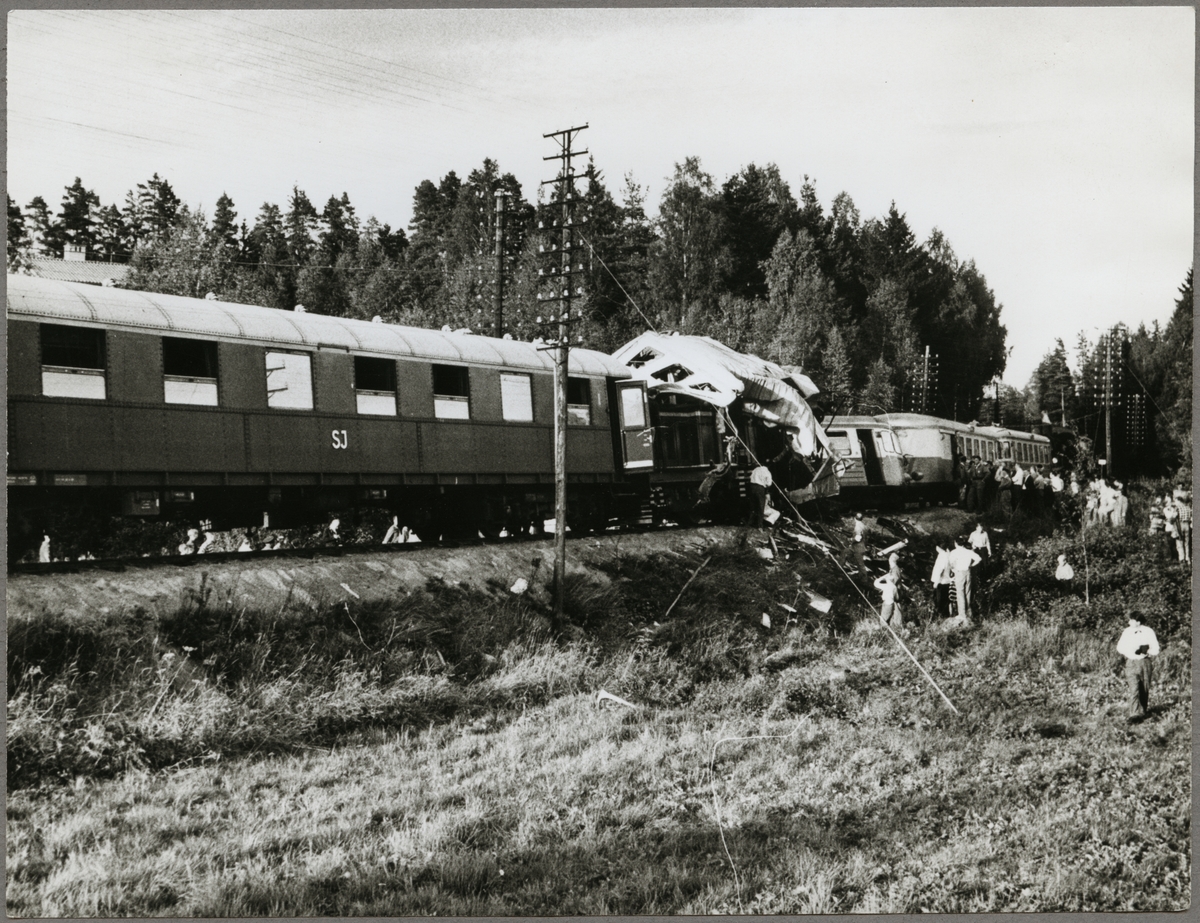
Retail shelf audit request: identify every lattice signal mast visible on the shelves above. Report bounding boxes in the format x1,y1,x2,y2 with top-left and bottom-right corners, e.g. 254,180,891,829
538,124,589,622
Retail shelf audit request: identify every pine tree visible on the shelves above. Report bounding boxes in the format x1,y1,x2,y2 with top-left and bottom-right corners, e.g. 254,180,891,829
7,195,29,271
23,196,54,257
819,326,855,412
649,157,728,327
285,186,319,267
93,204,130,263
860,357,897,414
210,193,239,255
48,177,100,257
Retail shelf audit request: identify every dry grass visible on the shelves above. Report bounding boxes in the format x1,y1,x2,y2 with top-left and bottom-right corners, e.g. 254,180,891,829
6,526,1192,915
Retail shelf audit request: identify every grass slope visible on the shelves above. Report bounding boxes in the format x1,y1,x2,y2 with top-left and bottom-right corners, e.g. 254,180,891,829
6,523,1192,915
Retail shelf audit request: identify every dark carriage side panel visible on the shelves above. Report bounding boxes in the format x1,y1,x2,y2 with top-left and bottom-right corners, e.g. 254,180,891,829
315,350,355,415
245,412,329,473
7,319,41,397
479,422,552,474
418,420,479,472
7,402,45,469
219,342,267,411
107,330,161,404
469,367,502,421
114,405,165,470
21,402,117,470
567,427,617,475
352,418,421,474
397,359,434,419
163,407,246,472
591,377,612,430
531,371,554,424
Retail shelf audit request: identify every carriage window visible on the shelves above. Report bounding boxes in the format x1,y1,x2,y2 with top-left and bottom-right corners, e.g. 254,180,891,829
433,364,470,419
163,337,218,406
355,356,397,416
620,387,646,429
41,324,106,399
265,351,313,410
878,431,900,454
827,431,854,457
567,377,591,425
500,373,533,422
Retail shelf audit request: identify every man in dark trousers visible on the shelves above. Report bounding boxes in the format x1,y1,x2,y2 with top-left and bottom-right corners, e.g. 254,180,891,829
1116,611,1160,723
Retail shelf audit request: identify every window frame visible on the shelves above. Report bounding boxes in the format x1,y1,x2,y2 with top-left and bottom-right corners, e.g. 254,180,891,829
567,376,592,426
432,364,471,420
40,323,107,400
499,372,534,422
354,355,398,417
265,349,315,411
163,336,219,406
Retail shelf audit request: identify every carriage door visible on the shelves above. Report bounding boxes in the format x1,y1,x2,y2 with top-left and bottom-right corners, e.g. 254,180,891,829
616,381,655,470
856,428,885,485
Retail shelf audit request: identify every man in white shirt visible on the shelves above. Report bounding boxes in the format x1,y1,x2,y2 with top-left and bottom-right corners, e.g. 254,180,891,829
1116,611,1160,723
745,465,773,529
947,535,982,624
930,543,952,619
839,513,867,574
968,521,991,581
873,571,900,627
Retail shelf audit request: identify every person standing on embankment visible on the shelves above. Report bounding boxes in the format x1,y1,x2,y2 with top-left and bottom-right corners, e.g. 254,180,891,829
1117,611,1160,724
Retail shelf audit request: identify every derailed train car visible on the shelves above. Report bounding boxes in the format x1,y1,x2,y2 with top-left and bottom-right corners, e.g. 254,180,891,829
6,275,839,558
612,332,839,522
823,412,1051,505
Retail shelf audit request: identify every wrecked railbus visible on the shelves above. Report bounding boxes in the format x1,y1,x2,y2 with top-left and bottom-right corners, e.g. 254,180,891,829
610,332,841,524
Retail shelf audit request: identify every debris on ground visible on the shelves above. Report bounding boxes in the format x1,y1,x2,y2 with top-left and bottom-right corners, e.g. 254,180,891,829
596,689,639,710
877,516,931,538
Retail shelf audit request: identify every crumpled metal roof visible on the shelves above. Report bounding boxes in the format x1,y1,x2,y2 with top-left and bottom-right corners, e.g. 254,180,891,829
611,331,830,457
6,274,631,378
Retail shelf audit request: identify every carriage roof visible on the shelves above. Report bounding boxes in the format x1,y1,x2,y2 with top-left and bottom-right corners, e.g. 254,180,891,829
6,274,631,379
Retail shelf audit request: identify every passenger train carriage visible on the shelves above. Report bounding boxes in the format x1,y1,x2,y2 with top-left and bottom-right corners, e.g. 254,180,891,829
823,412,1051,505
6,274,658,555
6,275,838,559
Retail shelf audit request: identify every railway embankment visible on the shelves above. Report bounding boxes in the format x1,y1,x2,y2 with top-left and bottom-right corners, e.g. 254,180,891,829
5,526,743,624
6,502,1191,914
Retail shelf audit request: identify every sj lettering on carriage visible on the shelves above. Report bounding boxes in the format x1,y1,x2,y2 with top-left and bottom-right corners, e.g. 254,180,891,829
331,429,348,450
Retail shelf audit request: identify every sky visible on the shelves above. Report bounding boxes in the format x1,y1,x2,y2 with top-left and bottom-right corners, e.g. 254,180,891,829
6,7,1194,387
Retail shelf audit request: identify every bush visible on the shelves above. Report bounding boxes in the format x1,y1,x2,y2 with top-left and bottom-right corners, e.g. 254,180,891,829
987,526,1190,638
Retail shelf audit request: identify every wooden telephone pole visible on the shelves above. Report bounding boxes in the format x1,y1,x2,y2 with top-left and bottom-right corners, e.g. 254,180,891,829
493,189,507,337
538,124,588,624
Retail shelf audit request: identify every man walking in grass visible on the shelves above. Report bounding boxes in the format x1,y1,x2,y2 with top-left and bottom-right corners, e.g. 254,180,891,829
1117,611,1160,724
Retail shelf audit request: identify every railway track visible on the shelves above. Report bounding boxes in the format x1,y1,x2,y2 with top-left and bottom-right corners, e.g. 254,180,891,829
7,519,701,577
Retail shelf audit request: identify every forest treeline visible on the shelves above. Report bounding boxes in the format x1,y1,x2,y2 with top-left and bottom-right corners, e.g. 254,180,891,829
5,159,1191,474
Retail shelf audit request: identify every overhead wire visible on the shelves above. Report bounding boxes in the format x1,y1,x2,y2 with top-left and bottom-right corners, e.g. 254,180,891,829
10,11,477,179
576,231,658,333
218,10,544,116
724,409,959,714
43,10,472,116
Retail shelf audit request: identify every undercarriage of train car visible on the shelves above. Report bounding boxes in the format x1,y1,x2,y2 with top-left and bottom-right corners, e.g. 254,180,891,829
7,477,646,563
